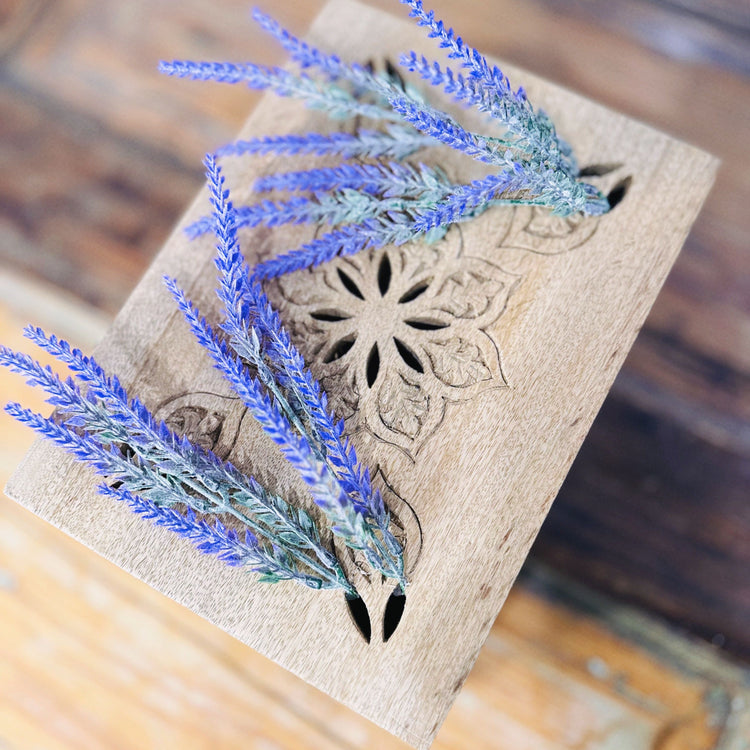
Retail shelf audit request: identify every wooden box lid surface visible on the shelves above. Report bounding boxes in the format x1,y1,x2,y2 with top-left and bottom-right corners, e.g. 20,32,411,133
5,1,717,747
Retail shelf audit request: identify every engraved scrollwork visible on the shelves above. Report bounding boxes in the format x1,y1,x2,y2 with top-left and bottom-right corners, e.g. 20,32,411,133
271,224,520,457
154,391,246,460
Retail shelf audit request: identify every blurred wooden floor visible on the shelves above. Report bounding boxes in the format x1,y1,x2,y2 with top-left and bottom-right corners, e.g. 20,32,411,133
1,0,749,746
1,271,749,748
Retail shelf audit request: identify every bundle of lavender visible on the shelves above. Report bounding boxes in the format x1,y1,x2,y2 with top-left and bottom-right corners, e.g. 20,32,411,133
1,157,404,597
161,0,610,281
3,0,603,597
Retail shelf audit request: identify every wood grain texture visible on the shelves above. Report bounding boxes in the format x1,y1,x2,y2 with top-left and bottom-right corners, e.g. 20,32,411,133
2,0,748,652
2,274,749,750
4,1,718,746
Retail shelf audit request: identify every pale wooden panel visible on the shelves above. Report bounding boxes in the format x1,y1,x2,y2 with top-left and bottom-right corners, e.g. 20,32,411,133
5,1,717,746
2,285,748,750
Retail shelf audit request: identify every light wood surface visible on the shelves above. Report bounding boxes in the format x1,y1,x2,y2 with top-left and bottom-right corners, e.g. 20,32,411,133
5,1,719,746
2,0,749,657
2,270,749,749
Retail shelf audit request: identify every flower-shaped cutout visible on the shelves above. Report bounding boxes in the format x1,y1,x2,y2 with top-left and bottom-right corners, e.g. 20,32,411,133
273,226,520,456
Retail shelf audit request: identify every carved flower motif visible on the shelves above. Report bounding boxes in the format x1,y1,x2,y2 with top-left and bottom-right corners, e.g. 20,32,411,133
501,205,600,255
272,226,520,456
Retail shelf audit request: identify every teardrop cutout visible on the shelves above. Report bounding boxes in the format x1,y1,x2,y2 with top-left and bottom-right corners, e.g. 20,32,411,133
578,163,622,177
405,318,449,331
324,336,356,363
377,253,392,296
366,343,380,388
399,280,431,304
345,593,371,643
383,587,406,642
311,309,351,322
393,337,424,373
337,268,364,299
607,176,632,210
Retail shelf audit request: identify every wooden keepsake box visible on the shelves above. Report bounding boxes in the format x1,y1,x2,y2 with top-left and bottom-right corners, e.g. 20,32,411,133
6,1,717,747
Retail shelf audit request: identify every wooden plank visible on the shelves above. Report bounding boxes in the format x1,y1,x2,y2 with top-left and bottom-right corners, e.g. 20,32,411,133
0,0,748,662
531,0,750,76
537,392,750,655
2,281,748,750
0,85,199,313
4,1,718,746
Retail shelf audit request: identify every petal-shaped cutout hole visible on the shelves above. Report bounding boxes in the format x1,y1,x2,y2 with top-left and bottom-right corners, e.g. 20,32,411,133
385,58,407,91
345,593,371,643
337,268,364,299
378,253,392,296
383,587,406,642
607,176,632,210
578,163,623,177
405,318,449,331
366,343,380,388
399,280,431,304
393,337,424,373
324,336,356,363
311,309,351,322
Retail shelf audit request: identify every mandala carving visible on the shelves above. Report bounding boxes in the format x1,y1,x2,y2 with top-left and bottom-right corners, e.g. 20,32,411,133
272,225,521,456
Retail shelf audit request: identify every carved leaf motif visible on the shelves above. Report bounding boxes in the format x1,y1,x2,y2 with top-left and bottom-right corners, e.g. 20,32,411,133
320,367,360,421
424,338,492,387
433,269,505,319
503,205,599,255
525,209,584,239
377,371,429,439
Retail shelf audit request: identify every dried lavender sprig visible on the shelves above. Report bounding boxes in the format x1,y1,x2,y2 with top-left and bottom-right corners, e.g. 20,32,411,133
4,400,342,590
254,8,567,187
216,126,435,161
254,6,594,207
201,156,315,448
385,92,512,165
204,161,382,508
0,340,353,590
98,483,258,567
249,160,608,281
399,0,575,171
254,161,450,197
201,158,401,565
159,60,400,122
165,277,404,585
97,483,330,587
187,187,451,240
413,165,609,231
401,0,515,96
253,8,511,167
187,161,451,241
18,326,343,573
251,220,396,281
203,157,402,568
399,51,577,177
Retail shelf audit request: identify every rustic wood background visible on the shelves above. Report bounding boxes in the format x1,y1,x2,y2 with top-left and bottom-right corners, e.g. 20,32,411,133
1,0,748,746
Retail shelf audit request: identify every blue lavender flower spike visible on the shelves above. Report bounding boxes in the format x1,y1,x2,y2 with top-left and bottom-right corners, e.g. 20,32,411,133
167,158,406,588
1,336,357,594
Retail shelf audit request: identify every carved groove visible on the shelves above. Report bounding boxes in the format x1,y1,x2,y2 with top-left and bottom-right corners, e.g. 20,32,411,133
607,176,632,210
399,281,431,304
337,268,364,299
275,212,605,455
345,594,372,643
324,336,356,363
393,337,424,373
366,343,380,388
